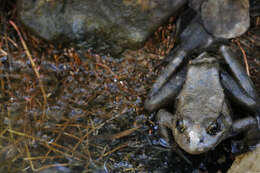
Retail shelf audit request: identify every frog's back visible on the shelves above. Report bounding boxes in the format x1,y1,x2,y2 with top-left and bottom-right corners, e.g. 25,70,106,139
176,54,226,121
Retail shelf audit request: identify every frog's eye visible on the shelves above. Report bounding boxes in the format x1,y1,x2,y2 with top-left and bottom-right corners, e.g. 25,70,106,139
176,119,186,133
207,121,221,136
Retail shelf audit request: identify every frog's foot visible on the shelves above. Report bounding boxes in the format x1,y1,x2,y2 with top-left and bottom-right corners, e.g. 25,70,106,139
256,111,260,130
230,140,246,154
229,116,259,153
232,116,257,134
232,116,260,151
157,109,174,144
243,127,260,152
231,136,258,154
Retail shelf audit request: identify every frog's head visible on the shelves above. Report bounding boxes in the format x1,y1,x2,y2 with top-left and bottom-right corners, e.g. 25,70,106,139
172,112,232,155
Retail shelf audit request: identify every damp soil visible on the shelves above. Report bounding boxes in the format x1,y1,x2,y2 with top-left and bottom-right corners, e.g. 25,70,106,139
0,1,259,173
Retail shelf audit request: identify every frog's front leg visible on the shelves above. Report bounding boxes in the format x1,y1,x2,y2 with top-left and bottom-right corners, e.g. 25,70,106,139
157,109,192,164
157,109,175,144
220,45,258,100
220,71,258,113
147,16,217,107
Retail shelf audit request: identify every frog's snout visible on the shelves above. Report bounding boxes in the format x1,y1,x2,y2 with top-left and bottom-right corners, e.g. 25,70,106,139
188,130,205,145
174,125,217,155
184,128,208,154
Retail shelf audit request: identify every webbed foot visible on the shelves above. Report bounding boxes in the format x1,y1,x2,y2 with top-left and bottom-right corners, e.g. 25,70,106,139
232,116,260,151
256,111,260,130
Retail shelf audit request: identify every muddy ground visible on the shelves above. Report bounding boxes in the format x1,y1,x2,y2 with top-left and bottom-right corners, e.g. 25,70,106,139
0,1,259,173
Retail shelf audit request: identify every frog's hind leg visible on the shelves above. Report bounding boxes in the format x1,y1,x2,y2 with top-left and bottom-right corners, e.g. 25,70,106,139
220,45,258,100
220,70,260,129
145,67,186,112
146,16,219,112
149,49,186,98
163,16,216,64
220,71,258,112
219,45,260,129
152,16,217,95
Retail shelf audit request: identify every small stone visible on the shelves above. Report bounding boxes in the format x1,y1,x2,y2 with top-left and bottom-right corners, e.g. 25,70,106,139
201,0,250,39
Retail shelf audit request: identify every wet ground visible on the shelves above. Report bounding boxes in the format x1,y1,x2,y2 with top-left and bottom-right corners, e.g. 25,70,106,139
0,1,259,173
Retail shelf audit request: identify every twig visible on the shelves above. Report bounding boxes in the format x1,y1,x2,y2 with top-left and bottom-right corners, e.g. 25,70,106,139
7,37,18,48
102,143,128,157
95,63,118,79
235,40,250,76
9,20,47,118
7,108,13,140
24,155,64,161
25,143,69,172
111,126,140,140
72,108,126,154
8,129,87,161
0,48,8,56
42,120,70,163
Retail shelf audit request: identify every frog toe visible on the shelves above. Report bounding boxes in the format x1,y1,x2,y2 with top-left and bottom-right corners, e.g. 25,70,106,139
256,113,260,131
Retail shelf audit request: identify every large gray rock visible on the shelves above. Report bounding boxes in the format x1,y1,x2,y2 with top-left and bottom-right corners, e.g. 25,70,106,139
17,0,186,55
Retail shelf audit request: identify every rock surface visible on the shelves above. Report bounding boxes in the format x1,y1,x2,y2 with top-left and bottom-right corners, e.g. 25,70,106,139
17,0,186,55
228,145,260,173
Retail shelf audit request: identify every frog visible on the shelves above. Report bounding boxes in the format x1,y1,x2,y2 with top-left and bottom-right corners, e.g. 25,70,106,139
143,0,260,155
145,44,260,155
